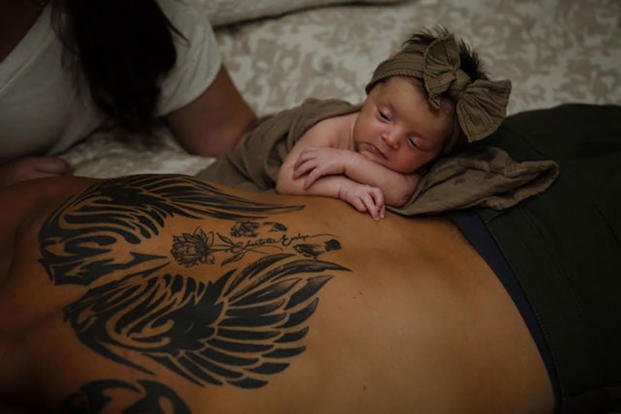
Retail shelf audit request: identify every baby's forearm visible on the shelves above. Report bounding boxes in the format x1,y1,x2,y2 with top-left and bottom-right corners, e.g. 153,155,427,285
386,174,419,207
277,174,385,220
343,154,419,207
276,173,343,200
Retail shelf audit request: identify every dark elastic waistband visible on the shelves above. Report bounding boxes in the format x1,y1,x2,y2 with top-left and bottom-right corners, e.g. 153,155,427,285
449,209,560,406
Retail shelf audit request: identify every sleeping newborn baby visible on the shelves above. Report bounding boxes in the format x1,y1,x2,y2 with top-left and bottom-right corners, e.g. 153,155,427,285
197,28,513,219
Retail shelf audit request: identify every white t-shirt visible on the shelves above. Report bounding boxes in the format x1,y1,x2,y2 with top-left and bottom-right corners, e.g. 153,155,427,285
0,0,222,161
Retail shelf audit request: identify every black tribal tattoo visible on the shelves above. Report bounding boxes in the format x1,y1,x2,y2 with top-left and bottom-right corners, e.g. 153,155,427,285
40,175,348,408
60,378,190,414
66,253,346,388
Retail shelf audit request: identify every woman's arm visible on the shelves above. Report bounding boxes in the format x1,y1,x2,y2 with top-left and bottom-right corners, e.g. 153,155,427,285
165,65,257,157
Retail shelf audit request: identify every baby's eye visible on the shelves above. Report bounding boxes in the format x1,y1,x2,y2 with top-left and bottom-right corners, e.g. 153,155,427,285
377,109,391,121
408,136,419,149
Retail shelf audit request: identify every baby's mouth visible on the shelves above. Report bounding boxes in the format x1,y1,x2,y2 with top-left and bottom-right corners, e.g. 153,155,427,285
365,143,387,160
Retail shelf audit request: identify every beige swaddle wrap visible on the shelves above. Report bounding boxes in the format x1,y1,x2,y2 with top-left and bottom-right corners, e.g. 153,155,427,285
196,99,359,191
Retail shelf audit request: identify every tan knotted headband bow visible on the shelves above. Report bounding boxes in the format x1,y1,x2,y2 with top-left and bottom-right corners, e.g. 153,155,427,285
366,34,512,153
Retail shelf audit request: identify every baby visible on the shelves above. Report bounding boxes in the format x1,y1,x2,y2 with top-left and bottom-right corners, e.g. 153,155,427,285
197,28,511,219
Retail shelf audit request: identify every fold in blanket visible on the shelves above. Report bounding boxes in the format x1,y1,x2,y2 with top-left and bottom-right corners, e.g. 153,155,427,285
195,98,559,216
394,145,559,215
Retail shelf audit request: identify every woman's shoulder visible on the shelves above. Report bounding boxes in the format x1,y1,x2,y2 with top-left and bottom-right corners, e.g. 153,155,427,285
155,0,222,116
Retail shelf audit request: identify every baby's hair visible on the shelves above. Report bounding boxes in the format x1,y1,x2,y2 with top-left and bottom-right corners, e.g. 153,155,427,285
403,27,489,82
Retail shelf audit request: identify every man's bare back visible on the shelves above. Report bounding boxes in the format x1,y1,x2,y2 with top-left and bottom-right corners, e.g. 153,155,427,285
0,174,553,413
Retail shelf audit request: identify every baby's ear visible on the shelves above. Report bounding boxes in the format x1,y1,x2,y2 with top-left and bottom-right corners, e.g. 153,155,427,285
389,50,399,59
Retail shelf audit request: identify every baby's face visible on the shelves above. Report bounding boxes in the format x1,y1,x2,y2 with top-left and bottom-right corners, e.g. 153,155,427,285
353,77,455,174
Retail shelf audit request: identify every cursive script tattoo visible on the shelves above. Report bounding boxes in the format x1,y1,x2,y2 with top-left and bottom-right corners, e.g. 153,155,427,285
171,221,340,267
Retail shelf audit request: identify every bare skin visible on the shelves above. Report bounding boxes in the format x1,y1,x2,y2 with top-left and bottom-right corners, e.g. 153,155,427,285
0,175,554,413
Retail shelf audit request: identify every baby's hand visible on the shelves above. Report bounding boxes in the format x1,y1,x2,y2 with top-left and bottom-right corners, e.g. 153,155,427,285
293,147,349,189
339,181,385,220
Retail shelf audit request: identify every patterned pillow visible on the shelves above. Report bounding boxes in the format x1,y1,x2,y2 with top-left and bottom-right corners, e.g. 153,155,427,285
204,0,405,26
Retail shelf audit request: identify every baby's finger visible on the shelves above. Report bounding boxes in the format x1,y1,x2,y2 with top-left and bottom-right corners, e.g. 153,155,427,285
361,194,380,220
303,168,323,189
370,189,384,208
293,159,315,179
368,189,385,219
293,151,312,170
294,147,320,167
350,197,367,213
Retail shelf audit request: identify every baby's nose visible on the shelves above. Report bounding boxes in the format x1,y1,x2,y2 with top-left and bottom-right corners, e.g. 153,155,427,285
382,131,400,148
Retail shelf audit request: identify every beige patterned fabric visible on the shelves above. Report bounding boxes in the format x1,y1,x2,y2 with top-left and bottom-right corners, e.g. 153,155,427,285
202,0,404,27
63,0,621,179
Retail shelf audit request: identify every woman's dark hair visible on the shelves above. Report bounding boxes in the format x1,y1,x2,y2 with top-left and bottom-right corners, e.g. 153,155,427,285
51,0,181,133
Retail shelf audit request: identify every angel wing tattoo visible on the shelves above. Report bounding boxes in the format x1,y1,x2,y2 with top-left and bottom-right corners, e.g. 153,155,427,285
65,254,348,388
